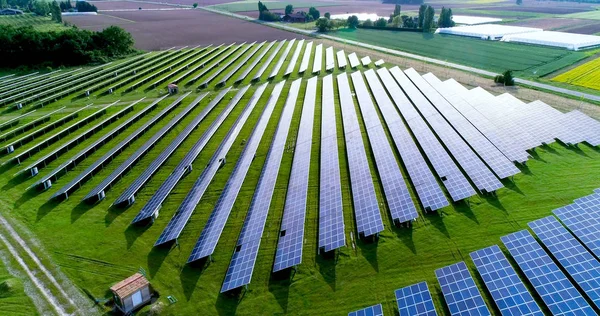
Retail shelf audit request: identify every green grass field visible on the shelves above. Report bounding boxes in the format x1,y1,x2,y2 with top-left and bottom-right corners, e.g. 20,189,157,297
334,28,596,78
0,41,600,316
0,257,38,315
210,0,342,12
562,9,600,20
0,14,69,32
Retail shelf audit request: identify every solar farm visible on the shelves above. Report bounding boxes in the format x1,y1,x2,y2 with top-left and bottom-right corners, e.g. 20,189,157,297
1,38,600,315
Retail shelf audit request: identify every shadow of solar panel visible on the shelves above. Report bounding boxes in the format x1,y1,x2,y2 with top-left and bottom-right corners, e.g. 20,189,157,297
348,303,383,316
529,216,600,309
470,245,543,315
501,230,595,315
435,261,491,316
395,282,438,316
553,204,600,258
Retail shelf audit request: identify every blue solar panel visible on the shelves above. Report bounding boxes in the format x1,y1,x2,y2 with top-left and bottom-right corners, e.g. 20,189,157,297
318,74,346,252
529,216,600,309
350,71,418,224
395,282,438,316
235,41,275,83
573,193,600,213
435,261,491,316
553,204,600,259
501,230,596,315
470,245,543,316
186,81,285,260
366,69,448,212
273,77,316,272
348,304,384,316
221,78,300,292
337,72,383,238
383,68,475,202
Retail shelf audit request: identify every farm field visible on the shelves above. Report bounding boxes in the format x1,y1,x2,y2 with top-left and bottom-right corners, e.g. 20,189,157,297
553,57,600,90
209,0,342,12
91,1,182,11
334,28,594,77
0,37,600,316
0,14,70,32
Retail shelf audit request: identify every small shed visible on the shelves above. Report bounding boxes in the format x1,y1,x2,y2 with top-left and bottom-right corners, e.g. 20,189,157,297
283,13,306,23
0,9,23,15
110,273,152,314
167,83,178,94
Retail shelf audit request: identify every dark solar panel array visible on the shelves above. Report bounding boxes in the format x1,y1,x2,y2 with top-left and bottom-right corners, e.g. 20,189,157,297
284,39,304,76
529,216,600,309
553,204,600,259
350,71,418,224
8,101,120,167
127,87,237,219
501,230,596,315
401,68,503,193
51,95,181,199
435,261,491,316
0,111,33,133
383,68,475,202
235,41,275,83
2,107,67,150
318,74,346,253
470,245,543,315
84,93,210,202
186,82,283,259
298,41,313,73
169,44,233,85
217,42,265,86
337,73,383,238
348,304,383,316
221,79,300,292
0,69,81,105
365,70,448,212
268,39,296,79
253,40,285,81
395,282,438,316
200,42,256,88
273,77,316,272
150,45,219,88
187,43,245,85
0,107,62,142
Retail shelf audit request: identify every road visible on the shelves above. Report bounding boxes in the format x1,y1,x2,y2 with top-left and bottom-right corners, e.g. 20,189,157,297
201,6,600,103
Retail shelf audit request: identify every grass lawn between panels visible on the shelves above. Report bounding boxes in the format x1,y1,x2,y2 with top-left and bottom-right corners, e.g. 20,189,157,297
0,42,599,315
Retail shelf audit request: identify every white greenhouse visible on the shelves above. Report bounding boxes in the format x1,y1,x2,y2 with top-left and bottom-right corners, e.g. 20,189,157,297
436,24,542,40
501,31,600,50
451,15,502,25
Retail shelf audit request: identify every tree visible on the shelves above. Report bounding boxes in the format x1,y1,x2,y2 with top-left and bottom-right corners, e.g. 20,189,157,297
392,15,401,27
363,19,373,27
374,17,387,27
192,2,198,8
438,7,454,28
324,12,330,19
502,70,514,86
285,4,293,15
422,5,434,32
75,1,97,12
0,0,7,8
93,26,134,57
308,6,319,20
50,0,61,22
417,4,426,28
258,0,267,12
393,4,401,17
516,0,522,4
347,15,359,29
32,1,50,16
315,17,332,32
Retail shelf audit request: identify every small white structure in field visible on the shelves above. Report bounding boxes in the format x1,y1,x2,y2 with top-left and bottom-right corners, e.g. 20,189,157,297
111,273,152,314
374,59,385,67
436,24,542,40
361,56,372,66
501,31,600,50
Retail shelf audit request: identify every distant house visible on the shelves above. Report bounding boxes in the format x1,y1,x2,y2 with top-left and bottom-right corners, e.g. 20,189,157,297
110,273,152,314
0,9,24,15
283,12,306,23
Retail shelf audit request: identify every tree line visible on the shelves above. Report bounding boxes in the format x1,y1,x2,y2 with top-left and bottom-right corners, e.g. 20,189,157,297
258,1,321,22
0,0,97,16
0,25,136,68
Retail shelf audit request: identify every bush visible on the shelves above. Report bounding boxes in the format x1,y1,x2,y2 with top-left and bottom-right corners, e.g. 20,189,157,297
75,1,97,12
494,75,504,84
259,10,281,21
494,70,515,86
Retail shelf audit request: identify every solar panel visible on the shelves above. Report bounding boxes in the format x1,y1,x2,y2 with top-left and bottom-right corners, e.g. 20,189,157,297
130,85,265,223
169,44,232,85
529,100,585,146
561,110,600,147
84,92,213,202
51,94,183,200
273,77,316,272
151,44,219,87
298,41,313,73
573,193,600,213
325,46,335,71
348,52,360,69
381,68,475,202
337,73,383,238
414,72,521,178
470,245,543,316
365,70,448,212
348,304,383,316
501,230,596,315
182,43,240,85
268,39,295,79
337,50,347,69
361,56,372,66
284,39,304,76
395,282,438,316
0,107,64,143
185,81,284,258
529,216,600,309
435,261,491,316
253,40,285,81
553,204,600,258
374,59,384,67
426,74,529,164
497,95,557,146
312,44,323,74
350,71,418,224
221,79,300,292
402,68,503,193
0,111,33,131
200,42,255,88
236,41,276,83
0,68,81,105
217,42,264,86
117,86,248,208
318,74,346,253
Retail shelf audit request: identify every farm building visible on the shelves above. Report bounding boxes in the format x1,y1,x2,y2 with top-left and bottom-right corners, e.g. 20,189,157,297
110,273,152,314
0,8,23,15
283,13,306,23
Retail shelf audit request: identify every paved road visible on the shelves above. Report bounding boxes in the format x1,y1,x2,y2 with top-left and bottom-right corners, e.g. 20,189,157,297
201,7,600,103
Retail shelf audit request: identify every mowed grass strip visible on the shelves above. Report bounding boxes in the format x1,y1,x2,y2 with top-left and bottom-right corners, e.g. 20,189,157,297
334,28,591,78
553,56,600,90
